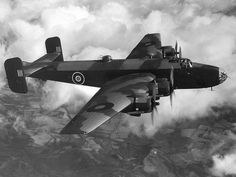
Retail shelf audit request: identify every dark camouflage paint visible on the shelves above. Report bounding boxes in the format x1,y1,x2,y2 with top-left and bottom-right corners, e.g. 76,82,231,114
28,58,220,89
61,73,155,134
7,33,225,134
126,33,162,59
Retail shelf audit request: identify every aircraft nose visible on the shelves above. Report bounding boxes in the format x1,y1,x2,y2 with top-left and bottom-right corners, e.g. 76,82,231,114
219,68,228,84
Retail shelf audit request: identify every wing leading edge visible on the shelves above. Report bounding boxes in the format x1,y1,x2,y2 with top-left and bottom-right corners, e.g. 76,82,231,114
61,73,156,134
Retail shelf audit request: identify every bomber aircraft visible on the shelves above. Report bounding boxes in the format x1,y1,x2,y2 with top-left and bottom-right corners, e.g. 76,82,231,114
4,33,227,134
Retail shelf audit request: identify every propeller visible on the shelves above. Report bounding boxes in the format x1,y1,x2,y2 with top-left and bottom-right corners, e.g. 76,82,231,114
170,66,175,107
151,104,158,125
179,46,182,58
150,80,158,125
174,41,182,59
175,41,178,58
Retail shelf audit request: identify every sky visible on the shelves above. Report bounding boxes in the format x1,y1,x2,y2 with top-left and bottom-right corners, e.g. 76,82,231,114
1,0,236,176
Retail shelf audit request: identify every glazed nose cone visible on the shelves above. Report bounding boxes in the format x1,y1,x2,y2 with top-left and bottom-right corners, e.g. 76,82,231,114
219,68,228,84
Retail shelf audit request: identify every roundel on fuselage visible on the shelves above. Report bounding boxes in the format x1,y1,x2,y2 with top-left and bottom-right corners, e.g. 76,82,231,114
72,72,85,85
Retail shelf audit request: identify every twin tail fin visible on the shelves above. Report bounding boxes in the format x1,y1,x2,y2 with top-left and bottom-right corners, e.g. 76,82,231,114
4,37,64,93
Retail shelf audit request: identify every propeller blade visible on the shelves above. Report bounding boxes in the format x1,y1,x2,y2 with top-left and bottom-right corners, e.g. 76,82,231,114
151,108,154,125
179,47,182,58
170,66,175,107
151,103,158,125
154,104,158,115
150,80,158,125
170,90,175,108
152,80,157,101
175,41,178,57
170,66,174,88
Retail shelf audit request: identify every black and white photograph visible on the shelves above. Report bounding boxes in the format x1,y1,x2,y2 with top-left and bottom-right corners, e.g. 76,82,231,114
0,0,236,176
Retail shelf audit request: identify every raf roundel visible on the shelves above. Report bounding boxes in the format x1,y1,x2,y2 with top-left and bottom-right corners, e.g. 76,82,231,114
72,72,85,85
87,103,114,112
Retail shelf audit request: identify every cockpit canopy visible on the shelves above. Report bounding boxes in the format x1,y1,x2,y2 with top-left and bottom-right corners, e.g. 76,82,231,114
162,45,192,68
168,58,193,68
179,58,193,68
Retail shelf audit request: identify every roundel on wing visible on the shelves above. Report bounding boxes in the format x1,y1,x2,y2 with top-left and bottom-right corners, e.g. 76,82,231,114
72,72,85,84
87,103,114,112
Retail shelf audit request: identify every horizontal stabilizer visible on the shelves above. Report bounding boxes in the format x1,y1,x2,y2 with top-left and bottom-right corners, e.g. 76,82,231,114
4,58,28,93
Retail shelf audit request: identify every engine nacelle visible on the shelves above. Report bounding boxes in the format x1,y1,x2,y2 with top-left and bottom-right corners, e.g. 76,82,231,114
122,96,152,116
162,46,175,59
101,55,112,62
149,78,171,97
122,79,171,117
157,78,171,96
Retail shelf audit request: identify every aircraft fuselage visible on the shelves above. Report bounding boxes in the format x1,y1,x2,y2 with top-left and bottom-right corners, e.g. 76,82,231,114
28,58,224,89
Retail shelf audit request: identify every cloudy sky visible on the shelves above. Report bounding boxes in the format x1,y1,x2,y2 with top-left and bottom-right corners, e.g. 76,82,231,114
1,0,236,176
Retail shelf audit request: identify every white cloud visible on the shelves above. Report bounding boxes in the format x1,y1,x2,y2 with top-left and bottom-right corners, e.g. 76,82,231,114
0,0,236,146
211,152,236,177
40,81,97,111
70,46,127,60
41,5,92,31
8,19,45,59
0,0,11,22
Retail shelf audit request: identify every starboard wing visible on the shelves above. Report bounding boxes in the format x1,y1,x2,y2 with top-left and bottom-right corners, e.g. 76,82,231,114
126,33,162,59
60,73,156,134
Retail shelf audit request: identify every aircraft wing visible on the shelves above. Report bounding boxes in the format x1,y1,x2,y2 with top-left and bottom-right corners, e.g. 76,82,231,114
60,73,155,134
126,33,162,59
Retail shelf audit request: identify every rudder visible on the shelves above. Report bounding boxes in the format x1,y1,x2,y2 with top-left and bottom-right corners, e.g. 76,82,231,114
32,37,64,64
4,57,28,93
45,36,63,62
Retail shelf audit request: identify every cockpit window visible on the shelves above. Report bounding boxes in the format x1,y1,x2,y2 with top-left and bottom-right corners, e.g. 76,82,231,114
180,58,192,68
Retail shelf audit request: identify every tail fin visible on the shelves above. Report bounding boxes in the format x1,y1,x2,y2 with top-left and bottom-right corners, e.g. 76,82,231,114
4,57,28,93
33,36,64,64
22,37,64,76
4,37,64,93
45,36,63,62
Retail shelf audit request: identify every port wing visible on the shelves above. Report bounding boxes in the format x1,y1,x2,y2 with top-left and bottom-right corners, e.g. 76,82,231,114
61,73,155,134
